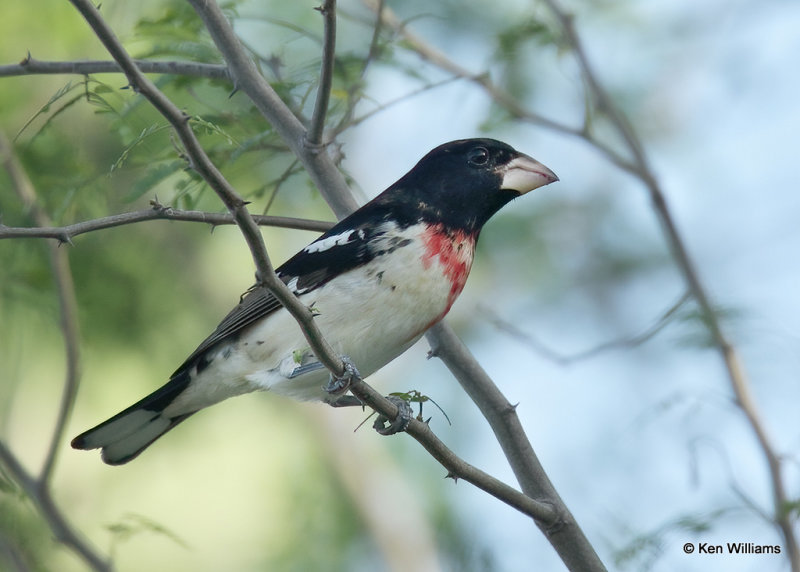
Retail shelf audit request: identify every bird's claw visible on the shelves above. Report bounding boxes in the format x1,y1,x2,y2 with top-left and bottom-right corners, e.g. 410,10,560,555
324,355,360,395
373,395,413,435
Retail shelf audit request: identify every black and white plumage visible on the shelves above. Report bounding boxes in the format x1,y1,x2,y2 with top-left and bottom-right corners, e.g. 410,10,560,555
71,138,558,464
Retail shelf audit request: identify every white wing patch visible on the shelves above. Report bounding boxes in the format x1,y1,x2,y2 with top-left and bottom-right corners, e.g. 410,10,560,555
284,276,299,292
303,229,363,254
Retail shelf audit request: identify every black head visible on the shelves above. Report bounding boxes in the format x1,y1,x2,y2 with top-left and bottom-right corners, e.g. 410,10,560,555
373,138,557,233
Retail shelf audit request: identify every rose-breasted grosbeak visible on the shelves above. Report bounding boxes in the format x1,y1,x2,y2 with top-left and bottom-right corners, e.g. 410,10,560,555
71,138,557,464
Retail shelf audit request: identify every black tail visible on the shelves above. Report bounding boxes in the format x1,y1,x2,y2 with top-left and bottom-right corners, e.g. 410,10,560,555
71,371,193,465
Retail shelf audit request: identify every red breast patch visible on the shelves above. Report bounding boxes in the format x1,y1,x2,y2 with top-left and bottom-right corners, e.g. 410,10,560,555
421,224,476,318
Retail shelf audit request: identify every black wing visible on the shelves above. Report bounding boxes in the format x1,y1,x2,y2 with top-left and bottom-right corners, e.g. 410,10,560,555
171,215,390,377
170,285,283,376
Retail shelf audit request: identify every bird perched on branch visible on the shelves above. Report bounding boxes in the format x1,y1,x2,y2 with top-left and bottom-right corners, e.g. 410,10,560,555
72,138,557,464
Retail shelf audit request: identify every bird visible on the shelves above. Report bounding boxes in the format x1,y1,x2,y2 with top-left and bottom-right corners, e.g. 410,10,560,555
71,138,558,465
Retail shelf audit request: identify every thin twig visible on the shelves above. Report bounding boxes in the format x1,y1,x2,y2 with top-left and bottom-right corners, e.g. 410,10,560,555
362,0,385,74
262,160,303,214
0,204,333,243
0,54,230,80
335,76,462,136
482,292,691,365
306,0,337,146
330,0,385,135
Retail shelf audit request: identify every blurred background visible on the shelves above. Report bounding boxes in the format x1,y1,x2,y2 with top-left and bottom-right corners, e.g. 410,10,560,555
1,0,799,570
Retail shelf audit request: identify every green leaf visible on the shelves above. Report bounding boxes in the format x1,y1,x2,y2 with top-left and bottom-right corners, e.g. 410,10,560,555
190,116,240,147
388,390,451,425
14,81,84,142
87,81,120,115
111,124,170,173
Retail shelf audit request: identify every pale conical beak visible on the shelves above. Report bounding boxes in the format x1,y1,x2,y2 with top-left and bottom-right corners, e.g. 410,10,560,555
498,153,558,194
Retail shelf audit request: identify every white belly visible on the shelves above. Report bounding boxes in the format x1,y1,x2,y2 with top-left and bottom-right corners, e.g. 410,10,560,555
164,223,475,413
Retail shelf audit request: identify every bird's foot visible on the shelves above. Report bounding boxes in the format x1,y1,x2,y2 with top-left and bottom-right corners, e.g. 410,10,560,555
373,395,413,435
324,355,360,395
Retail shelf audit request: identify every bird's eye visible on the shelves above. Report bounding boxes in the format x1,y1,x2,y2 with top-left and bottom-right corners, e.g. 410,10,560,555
467,147,490,166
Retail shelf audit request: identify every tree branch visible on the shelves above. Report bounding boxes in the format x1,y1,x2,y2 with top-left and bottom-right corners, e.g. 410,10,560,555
334,76,462,137
0,203,334,243
330,0,386,136
482,291,691,365
0,54,230,80
306,0,337,146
